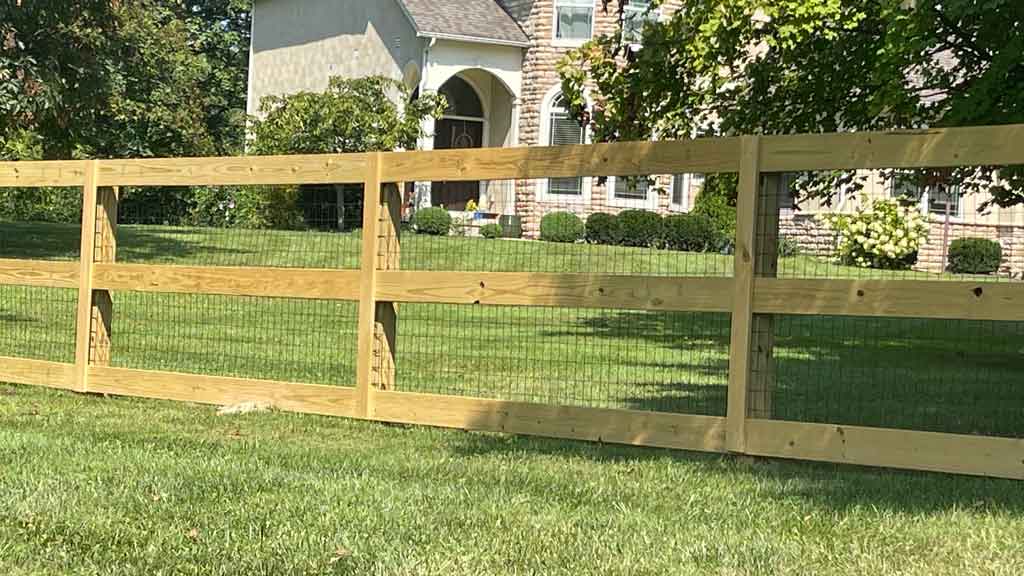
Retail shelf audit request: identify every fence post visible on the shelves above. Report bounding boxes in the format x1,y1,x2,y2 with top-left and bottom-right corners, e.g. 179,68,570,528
749,174,780,419
727,136,762,453
356,152,385,418
374,182,401,391
91,185,119,367
73,160,101,392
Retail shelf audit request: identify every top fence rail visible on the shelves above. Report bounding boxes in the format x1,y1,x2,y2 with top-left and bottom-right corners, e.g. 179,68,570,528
0,124,1022,188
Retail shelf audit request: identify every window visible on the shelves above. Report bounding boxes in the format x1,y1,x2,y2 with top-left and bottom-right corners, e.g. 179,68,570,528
671,174,689,210
622,0,658,45
555,0,594,42
614,176,649,200
890,177,962,218
547,96,585,196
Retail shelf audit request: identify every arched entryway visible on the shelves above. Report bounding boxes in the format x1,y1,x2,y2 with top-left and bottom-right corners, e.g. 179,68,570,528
431,75,486,210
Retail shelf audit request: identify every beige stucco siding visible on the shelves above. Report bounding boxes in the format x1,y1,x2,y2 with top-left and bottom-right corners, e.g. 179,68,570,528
248,0,424,114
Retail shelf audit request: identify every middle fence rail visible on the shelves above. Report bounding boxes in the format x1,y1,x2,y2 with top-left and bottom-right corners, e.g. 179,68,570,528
1,124,1023,479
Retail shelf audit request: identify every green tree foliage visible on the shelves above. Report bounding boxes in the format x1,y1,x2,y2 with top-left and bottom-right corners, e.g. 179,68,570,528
0,0,250,160
248,76,446,155
559,0,1024,207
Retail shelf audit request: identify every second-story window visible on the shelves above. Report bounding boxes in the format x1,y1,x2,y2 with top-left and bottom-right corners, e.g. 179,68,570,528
555,0,594,42
622,0,657,45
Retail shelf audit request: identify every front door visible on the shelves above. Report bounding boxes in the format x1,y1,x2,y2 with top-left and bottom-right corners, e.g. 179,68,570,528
432,118,483,211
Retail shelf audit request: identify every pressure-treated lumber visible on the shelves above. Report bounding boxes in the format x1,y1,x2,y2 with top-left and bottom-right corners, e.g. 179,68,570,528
88,366,357,418
90,187,118,366
744,419,1024,480
381,138,741,182
0,259,79,288
92,263,361,300
375,271,734,312
760,124,1024,172
374,391,728,452
73,161,101,393
95,153,369,187
726,136,761,452
753,279,1024,321
0,357,76,390
748,174,780,420
0,160,89,188
373,183,401,391
355,152,384,418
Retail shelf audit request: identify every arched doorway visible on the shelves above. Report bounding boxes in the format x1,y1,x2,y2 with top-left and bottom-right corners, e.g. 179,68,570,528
432,75,485,210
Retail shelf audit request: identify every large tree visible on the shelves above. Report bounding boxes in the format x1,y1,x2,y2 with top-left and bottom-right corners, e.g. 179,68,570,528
0,0,251,160
559,0,1024,207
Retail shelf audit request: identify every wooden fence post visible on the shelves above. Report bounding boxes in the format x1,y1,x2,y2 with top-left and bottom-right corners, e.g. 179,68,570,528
356,152,384,418
91,186,119,367
749,174,780,419
373,182,401,391
73,160,101,392
726,136,761,453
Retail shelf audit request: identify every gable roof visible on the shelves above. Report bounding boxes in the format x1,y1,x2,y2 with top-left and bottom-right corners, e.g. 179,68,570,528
395,0,530,47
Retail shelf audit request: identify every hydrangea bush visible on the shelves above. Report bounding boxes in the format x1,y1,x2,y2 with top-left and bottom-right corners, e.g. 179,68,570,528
819,198,929,270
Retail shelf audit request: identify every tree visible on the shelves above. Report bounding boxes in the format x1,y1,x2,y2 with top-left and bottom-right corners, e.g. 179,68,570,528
558,0,1024,207
0,0,251,160
248,76,445,155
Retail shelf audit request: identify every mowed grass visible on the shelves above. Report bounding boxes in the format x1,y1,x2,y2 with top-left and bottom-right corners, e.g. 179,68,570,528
3,383,1024,576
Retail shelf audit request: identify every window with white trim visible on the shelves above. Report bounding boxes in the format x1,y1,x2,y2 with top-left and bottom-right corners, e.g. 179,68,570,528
547,95,585,196
622,0,658,45
891,177,962,218
671,174,689,210
555,0,594,42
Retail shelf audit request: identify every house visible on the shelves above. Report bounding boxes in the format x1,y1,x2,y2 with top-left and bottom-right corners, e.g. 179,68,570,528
246,0,1024,276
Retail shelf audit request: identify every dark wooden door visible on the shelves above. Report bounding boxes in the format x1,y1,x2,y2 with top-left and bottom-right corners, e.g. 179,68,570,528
432,119,483,210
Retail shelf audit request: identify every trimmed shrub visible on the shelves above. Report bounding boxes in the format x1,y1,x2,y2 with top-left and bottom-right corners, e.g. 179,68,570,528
480,223,503,239
615,210,663,247
778,235,801,257
948,237,1002,274
585,212,620,245
692,174,738,241
662,213,720,252
412,206,452,236
540,211,584,243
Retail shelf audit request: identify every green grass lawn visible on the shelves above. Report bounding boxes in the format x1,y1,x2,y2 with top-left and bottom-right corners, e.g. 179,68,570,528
3,220,1024,573
2,383,1024,576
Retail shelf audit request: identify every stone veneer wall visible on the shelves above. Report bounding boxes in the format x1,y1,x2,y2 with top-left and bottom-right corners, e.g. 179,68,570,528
779,212,1024,277
499,0,686,237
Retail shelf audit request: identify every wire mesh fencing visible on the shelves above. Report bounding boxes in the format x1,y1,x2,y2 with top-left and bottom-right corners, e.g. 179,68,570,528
394,304,731,416
115,184,365,269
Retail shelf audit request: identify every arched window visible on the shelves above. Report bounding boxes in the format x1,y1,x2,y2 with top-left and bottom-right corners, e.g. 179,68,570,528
547,94,585,196
439,75,483,119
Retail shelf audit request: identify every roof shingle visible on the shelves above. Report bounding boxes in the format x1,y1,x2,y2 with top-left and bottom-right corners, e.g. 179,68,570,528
397,0,530,47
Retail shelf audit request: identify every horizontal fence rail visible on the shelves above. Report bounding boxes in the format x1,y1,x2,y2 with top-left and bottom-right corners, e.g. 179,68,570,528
1,124,1023,480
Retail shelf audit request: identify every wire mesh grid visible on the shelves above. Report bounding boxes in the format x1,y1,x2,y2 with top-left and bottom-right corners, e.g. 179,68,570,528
0,285,77,362
762,315,1024,438
0,187,82,261
110,292,358,386
396,175,733,276
764,170,1024,282
115,184,364,268
394,304,731,416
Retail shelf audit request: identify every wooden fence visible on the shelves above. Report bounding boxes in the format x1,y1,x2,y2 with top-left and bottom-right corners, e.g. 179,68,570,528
2,124,1024,480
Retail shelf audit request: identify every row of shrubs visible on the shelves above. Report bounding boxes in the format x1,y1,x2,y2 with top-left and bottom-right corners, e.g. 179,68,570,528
538,209,730,252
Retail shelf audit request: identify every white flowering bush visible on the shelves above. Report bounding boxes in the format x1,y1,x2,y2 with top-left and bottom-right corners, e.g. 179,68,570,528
819,197,929,270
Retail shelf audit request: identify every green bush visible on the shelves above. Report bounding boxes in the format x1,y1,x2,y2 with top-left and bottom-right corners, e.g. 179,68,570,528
480,223,503,239
0,187,82,223
662,213,720,252
820,198,928,270
412,207,452,236
540,211,584,243
692,174,737,241
186,185,304,230
585,212,620,245
615,210,663,247
948,237,1002,274
778,235,801,257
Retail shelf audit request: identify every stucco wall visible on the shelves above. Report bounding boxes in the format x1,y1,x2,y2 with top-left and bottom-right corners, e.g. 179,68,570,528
248,0,423,114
